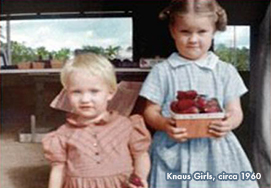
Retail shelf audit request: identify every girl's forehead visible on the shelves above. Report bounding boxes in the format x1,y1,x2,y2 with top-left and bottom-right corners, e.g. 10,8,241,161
67,69,110,88
173,14,215,28
176,13,212,21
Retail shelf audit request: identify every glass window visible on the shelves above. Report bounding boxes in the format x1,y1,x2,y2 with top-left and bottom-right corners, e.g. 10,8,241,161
0,17,132,65
0,21,7,44
214,26,250,71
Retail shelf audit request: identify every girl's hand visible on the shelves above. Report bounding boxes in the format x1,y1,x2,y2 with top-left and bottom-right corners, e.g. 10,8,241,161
127,173,148,188
209,113,233,137
209,98,244,138
164,118,188,142
128,179,148,188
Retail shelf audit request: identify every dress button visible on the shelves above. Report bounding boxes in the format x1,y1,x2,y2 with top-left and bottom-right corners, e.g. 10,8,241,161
93,143,98,147
95,152,99,155
97,161,100,164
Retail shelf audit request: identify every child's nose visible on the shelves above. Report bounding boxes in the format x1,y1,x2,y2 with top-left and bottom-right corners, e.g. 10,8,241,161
81,93,92,103
188,34,198,43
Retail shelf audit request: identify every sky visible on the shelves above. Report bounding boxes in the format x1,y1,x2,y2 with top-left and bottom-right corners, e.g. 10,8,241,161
214,26,250,49
1,18,133,59
1,19,250,59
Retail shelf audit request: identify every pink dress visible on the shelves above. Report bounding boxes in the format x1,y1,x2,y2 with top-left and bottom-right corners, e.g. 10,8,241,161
42,111,151,188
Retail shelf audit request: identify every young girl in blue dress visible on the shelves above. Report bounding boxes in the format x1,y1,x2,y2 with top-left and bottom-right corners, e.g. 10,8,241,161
140,0,259,187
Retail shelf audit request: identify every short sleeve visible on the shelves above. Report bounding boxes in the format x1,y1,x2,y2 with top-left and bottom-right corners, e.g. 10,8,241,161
139,64,168,106
128,115,151,158
223,64,248,105
42,131,67,165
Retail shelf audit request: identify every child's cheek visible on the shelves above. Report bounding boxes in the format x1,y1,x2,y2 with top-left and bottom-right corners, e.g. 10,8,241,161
68,95,79,107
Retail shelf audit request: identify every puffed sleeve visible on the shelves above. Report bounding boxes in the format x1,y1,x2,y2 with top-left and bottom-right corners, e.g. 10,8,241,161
139,64,168,106
223,64,248,106
128,115,151,158
42,130,67,165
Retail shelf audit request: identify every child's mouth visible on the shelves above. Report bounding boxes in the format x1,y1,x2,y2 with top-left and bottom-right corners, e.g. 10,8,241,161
80,106,93,110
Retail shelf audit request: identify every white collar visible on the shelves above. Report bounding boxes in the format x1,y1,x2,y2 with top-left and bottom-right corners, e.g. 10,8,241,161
168,51,219,70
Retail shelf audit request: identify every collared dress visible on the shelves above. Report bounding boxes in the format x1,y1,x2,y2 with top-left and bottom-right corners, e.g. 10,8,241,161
140,52,259,188
42,111,151,188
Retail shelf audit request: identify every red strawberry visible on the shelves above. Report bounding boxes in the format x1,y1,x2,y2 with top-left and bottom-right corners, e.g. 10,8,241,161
129,173,144,187
181,106,200,114
170,101,179,113
195,96,207,112
177,90,198,100
206,98,219,107
185,90,198,99
177,99,196,111
204,106,221,113
177,91,187,100
204,98,222,113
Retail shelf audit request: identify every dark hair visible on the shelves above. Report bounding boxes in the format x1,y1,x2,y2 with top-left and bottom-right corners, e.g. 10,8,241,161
159,0,227,31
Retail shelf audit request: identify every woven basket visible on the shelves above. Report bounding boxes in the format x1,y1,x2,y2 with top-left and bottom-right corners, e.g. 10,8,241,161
171,111,225,138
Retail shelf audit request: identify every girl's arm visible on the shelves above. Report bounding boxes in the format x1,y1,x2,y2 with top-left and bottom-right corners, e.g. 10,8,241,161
48,163,65,188
209,97,243,137
130,152,151,188
143,100,187,142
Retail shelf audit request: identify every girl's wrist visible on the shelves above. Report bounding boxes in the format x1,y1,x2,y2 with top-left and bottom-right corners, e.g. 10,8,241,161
133,171,147,180
160,117,170,132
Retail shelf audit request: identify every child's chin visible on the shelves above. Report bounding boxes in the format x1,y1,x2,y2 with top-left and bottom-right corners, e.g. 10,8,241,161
79,112,97,118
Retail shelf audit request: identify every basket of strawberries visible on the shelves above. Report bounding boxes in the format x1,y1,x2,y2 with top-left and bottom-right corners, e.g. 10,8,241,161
170,90,225,138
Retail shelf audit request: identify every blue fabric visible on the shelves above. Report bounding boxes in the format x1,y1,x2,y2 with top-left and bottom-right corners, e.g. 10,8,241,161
140,52,259,188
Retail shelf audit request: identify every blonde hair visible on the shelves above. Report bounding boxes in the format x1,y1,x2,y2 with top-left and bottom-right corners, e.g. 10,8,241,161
159,0,227,31
61,53,117,92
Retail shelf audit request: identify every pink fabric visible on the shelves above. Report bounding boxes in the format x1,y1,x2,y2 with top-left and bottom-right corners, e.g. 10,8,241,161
42,112,151,188
50,81,142,116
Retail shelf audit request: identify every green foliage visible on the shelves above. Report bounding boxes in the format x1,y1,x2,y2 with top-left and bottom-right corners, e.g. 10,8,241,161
11,41,37,64
214,44,250,71
82,45,106,56
36,47,50,60
2,41,121,65
82,45,121,59
52,48,70,62
105,45,121,59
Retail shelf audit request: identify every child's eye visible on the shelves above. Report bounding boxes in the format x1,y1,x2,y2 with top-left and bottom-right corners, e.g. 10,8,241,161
72,90,80,93
180,30,190,33
72,90,81,94
90,89,99,94
199,30,207,34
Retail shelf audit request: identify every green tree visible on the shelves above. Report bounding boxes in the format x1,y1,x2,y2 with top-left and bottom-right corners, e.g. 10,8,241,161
105,45,121,59
81,45,121,59
82,45,105,56
36,47,50,60
11,41,37,64
214,44,249,71
52,48,71,62
236,47,249,71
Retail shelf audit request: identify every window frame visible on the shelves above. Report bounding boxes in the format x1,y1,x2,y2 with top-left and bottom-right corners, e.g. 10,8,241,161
213,25,251,71
0,11,133,66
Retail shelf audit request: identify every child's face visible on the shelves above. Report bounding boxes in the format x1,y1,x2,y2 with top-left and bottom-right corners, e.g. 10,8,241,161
66,70,114,119
170,14,215,60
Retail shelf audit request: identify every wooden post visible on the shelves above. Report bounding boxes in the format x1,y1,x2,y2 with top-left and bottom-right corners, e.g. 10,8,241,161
30,115,36,142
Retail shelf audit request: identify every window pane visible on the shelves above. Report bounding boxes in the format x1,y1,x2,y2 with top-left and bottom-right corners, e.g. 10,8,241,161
0,21,7,44
2,17,132,65
214,26,250,71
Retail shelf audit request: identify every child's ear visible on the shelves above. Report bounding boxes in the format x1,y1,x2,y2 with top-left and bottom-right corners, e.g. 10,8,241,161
169,25,176,40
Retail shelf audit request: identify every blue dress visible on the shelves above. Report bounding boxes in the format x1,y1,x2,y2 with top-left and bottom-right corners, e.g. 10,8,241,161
140,52,259,188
